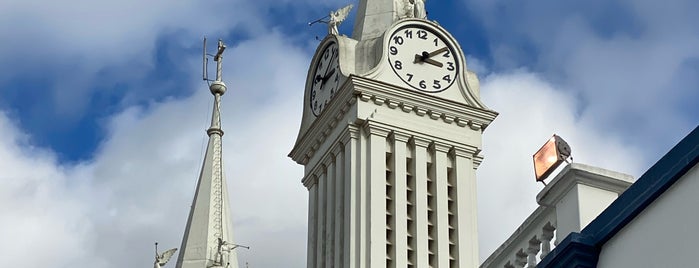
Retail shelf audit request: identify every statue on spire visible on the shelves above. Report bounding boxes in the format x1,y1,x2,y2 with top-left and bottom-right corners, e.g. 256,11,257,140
394,0,427,19
153,243,177,268
328,4,353,35
412,0,426,19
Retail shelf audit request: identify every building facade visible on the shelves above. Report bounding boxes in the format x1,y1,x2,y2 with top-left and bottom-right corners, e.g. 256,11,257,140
289,1,498,267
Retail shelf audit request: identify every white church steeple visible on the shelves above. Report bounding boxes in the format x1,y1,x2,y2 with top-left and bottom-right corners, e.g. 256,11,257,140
175,40,240,268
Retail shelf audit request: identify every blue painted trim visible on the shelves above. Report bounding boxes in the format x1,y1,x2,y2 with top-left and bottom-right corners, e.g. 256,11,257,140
537,233,598,268
539,125,699,267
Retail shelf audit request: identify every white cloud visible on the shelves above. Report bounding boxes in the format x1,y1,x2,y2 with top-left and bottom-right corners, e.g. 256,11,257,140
476,71,645,261
464,0,699,159
0,31,310,268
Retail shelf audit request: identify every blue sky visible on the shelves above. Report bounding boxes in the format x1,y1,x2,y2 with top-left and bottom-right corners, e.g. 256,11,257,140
1,0,697,267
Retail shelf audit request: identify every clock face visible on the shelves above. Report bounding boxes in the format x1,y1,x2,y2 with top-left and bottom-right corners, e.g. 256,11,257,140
310,42,341,116
387,25,459,93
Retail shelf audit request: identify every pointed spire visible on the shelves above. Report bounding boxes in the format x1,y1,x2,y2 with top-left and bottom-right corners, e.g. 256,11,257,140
352,0,397,40
352,0,427,40
176,40,239,268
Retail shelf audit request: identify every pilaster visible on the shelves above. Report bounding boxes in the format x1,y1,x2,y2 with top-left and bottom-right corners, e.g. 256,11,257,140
452,146,478,267
391,131,411,268
430,141,451,268
364,121,390,267
411,136,430,268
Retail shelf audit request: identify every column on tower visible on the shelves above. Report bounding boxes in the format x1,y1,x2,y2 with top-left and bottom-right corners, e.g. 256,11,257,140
431,142,451,268
341,126,360,268
390,132,410,268
316,169,326,267
453,147,479,267
324,154,336,266
307,180,318,268
411,136,430,268
364,123,390,267
333,144,345,268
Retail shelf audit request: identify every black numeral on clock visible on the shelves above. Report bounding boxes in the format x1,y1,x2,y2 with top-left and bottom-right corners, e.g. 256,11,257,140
390,46,398,55
443,75,452,83
433,80,441,89
417,30,428,40
406,73,414,82
394,60,403,70
393,36,404,45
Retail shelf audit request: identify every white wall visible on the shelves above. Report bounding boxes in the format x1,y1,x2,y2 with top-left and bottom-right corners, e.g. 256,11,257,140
597,163,699,268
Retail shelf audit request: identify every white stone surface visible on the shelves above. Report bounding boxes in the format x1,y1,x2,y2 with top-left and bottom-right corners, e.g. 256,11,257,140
597,163,699,268
291,3,497,267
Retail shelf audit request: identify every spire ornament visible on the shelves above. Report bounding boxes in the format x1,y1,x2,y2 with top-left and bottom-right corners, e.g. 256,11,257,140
154,242,178,268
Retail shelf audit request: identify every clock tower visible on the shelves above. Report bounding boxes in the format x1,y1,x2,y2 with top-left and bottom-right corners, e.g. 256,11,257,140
289,1,498,267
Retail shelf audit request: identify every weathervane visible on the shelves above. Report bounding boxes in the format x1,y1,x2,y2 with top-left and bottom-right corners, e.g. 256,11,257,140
308,4,354,36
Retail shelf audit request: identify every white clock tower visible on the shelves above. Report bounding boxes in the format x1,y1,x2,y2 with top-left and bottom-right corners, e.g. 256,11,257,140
289,1,498,267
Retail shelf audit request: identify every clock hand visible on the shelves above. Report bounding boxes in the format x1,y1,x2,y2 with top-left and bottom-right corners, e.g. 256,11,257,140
427,47,448,58
414,52,443,67
423,58,443,67
321,50,337,83
322,68,336,83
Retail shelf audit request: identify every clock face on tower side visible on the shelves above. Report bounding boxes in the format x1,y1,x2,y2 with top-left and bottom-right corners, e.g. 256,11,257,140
310,42,341,117
387,25,459,93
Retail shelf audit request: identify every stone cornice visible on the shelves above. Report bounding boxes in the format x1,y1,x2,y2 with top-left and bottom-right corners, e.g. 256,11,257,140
351,76,498,131
290,75,497,169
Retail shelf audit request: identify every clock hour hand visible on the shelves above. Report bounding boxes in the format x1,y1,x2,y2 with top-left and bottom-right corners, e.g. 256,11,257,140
414,53,443,67
423,58,443,67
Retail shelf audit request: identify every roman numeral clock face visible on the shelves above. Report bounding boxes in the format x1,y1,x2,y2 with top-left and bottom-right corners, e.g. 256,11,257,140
388,26,459,92
310,42,340,116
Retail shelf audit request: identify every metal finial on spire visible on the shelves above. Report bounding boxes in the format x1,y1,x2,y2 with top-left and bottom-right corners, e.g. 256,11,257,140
209,39,227,96
206,39,227,136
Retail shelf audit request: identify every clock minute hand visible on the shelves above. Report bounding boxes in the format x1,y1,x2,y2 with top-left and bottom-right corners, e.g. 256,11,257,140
322,68,336,83
427,47,449,58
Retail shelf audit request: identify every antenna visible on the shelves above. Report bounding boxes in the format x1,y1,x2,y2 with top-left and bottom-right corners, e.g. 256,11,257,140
203,38,209,81
202,37,227,84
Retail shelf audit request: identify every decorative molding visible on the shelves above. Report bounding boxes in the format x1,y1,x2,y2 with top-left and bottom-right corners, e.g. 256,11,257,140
362,120,392,137
430,141,451,153
351,76,496,130
411,136,431,148
428,110,441,120
391,131,411,143
290,76,497,171
451,146,475,158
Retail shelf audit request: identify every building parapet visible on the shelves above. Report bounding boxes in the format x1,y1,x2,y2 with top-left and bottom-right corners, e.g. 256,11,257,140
481,163,633,268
